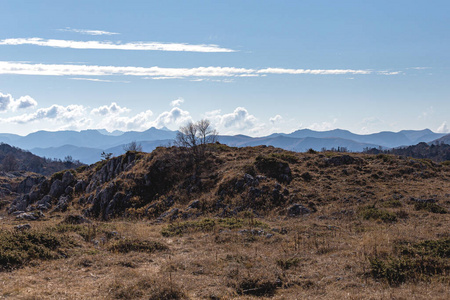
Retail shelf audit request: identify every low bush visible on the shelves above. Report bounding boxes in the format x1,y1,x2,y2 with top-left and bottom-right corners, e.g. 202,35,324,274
360,205,397,223
161,218,267,237
414,202,447,214
0,230,71,270
369,238,450,285
108,239,167,254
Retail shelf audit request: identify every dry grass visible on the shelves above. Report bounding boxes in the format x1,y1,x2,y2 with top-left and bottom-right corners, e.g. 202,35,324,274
1,148,450,299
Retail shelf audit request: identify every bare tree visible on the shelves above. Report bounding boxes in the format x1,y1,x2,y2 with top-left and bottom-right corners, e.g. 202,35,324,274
123,141,143,152
197,119,218,145
175,119,218,158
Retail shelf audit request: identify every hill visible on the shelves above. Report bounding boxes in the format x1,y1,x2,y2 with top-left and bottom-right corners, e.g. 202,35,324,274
432,133,450,145
1,145,449,298
0,143,83,175
364,142,450,162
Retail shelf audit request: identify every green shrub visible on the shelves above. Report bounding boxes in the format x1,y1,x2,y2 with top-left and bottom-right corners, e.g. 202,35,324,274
381,200,402,208
369,238,450,285
161,218,267,237
414,202,447,214
360,205,397,223
108,239,167,253
0,230,71,270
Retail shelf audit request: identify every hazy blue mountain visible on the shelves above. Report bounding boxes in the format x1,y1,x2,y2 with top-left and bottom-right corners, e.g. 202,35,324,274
282,128,444,148
1,127,178,150
30,139,174,164
219,135,380,152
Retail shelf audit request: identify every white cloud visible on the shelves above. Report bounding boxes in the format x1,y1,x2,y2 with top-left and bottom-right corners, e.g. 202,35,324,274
0,38,236,52
100,110,155,131
269,114,283,124
0,61,383,79
206,107,262,135
170,98,184,107
307,119,338,131
377,71,402,76
69,77,129,83
359,117,386,134
91,102,130,116
58,27,119,36
0,92,37,112
1,104,85,124
257,68,371,75
437,121,449,133
152,107,192,129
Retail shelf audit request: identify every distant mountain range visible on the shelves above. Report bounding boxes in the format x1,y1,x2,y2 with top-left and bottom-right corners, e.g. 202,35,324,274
0,128,447,164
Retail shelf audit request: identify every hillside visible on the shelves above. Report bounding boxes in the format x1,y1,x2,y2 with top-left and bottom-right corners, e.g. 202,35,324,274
0,143,83,175
1,145,449,299
365,142,450,162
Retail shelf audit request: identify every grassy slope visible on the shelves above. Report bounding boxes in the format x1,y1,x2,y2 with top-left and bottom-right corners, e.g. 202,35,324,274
0,145,449,299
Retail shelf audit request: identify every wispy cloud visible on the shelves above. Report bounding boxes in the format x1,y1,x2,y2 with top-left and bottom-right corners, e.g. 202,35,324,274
57,27,119,36
0,38,236,52
170,98,184,107
69,77,130,83
0,61,379,79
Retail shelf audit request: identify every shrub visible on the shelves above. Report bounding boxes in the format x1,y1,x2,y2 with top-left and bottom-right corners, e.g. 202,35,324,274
369,238,450,285
414,202,447,214
382,200,402,208
255,155,291,182
108,239,167,253
0,230,70,270
360,205,397,223
235,276,281,297
276,257,301,270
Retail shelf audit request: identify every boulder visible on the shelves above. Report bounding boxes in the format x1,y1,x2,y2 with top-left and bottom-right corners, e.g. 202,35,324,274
49,179,64,198
287,204,311,217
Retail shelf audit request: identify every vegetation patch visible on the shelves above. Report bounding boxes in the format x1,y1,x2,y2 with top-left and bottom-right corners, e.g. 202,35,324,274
161,217,267,237
108,238,167,254
276,257,301,270
255,155,291,182
414,202,447,214
381,200,402,208
360,205,397,223
235,276,281,297
0,230,71,270
108,275,186,300
369,238,450,285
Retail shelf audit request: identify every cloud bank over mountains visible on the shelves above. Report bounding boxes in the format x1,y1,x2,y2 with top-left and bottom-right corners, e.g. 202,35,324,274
1,95,448,136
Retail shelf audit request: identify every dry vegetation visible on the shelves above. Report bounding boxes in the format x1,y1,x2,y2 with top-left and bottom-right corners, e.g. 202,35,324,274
0,145,449,299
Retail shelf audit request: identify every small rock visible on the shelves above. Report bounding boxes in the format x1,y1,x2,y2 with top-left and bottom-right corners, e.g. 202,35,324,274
188,200,200,209
14,224,31,231
288,204,311,217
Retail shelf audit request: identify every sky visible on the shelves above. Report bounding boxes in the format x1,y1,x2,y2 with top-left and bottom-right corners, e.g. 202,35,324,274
0,0,449,136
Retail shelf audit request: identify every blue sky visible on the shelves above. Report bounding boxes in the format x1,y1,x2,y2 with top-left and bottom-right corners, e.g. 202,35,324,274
0,0,449,136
